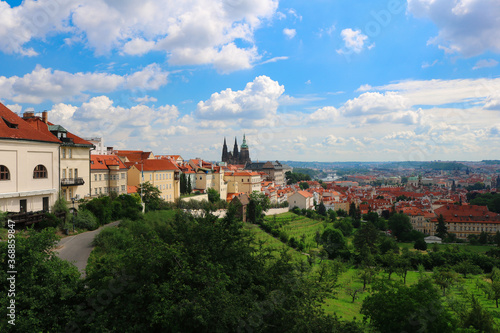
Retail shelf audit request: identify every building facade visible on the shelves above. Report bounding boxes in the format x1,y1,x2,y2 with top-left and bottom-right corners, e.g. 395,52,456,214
90,155,128,197
221,135,251,165
0,105,61,213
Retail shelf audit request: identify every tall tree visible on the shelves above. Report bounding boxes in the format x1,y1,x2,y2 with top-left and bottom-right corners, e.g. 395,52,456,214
180,173,187,194
353,222,379,255
388,213,412,240
436,214,448,239
361,279,455,333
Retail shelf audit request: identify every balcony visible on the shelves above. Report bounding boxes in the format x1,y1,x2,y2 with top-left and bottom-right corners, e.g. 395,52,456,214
61,177,85,186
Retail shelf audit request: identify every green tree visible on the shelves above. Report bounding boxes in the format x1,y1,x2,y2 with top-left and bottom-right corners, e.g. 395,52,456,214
137,181,163,212
353,222,379,255
247,192,270,224
180,173,187,194
453,260,482,278
433,268,460,296
299,181,309,190
320,227,347,259
187,176,192,194
334,218,354,237
207,187,220,203
388,213,412,240
74,209,98,230
0,229,81,332
414,238,428,251
80,196,112,225
316,201,327,216
361,279,455,333
436,214,448,239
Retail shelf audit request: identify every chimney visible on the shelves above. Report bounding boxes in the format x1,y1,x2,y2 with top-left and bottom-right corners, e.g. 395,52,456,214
23,111,35,119
42,111,48,124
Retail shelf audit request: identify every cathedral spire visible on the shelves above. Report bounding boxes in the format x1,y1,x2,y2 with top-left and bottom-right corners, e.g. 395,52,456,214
233,136,239,158
221,137,228,162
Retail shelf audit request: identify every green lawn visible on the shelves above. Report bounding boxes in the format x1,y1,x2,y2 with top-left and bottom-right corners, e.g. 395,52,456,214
245,223,305,262
398,242,495,253
265,212,326,251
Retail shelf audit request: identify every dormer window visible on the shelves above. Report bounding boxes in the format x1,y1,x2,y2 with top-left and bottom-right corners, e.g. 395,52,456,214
2,117,18,129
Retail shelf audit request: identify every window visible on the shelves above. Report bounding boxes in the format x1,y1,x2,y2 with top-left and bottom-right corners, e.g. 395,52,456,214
62,169,66,178
99,174,102,181
69,169,73,178
0,165,10,180
62,148,66,159
68,148,72,158
94,174,97,181
121,185,126,192
121,173,125,179
95,188,98,195
33,165,48,178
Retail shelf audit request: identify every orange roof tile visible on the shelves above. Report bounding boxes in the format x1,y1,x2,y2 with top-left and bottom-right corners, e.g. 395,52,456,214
0,104,60,143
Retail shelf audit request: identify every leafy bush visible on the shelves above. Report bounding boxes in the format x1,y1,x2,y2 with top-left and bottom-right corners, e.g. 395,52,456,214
74,209,98,231
37,213,62,230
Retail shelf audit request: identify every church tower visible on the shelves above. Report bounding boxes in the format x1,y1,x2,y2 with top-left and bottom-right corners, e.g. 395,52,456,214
221,137,229,162
233,137,239,161
239,134,251,165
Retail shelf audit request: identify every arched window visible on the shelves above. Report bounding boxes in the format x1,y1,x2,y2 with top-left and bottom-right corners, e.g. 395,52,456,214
0,165,10,180
33,165,48,179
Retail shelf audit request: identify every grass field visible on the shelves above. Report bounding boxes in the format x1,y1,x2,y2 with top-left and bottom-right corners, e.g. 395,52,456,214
264,212,326,251
398,241,495,253
245,223,306,262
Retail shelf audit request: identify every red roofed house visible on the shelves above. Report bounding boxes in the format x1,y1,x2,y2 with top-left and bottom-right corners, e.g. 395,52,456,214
288,190,314,210
90,155,128,197
128,158,180,202
0,105,61,213
224,171,261,197
431,204,500,240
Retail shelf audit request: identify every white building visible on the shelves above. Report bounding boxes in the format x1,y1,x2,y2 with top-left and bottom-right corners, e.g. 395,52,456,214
0,105,61,213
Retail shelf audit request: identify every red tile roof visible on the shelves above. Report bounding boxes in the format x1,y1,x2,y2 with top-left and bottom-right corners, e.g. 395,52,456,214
134,159,180,171
0,103,60,143
91,155,127,170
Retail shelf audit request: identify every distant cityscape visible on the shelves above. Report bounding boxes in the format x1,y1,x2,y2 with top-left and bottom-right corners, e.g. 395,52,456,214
2,102,500,242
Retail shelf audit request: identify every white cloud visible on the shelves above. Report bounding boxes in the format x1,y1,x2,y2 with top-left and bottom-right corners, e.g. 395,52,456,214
283,28,296,39
365,78,500,107
0,64,168,104
195,75,285,120
260,56,289,65
48,96,181,147
308,106,339,122
0,0,279,73
133,95,158,103
408,0,500,56
473,59,499,70
343,92,409,116
337,28,372,54
422,60,438,68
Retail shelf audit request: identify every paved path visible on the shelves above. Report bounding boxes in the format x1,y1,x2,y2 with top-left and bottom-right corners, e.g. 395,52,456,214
55,221,120,277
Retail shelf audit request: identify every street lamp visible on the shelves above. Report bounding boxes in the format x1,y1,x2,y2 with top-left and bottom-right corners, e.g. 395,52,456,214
71,197,76,232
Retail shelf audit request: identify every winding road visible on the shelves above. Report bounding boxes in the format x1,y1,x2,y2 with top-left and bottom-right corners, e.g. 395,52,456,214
54,221,120,277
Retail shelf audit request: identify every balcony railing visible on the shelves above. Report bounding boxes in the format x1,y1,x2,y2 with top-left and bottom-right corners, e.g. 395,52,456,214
61,177,85,186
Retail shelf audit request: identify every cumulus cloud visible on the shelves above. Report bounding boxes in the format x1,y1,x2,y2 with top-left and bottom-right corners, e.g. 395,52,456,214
337,28,373,54
48,96,181,148
0,0,279,73
283,28,296,39
0,64,168,104
408,0,500,57
195,75,285,120
343,92,409,116
308,106,339,122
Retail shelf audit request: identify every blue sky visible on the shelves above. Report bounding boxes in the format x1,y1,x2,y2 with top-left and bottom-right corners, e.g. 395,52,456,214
1,0,499,162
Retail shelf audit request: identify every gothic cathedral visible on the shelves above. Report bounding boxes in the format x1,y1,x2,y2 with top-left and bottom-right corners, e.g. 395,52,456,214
221,135,251,165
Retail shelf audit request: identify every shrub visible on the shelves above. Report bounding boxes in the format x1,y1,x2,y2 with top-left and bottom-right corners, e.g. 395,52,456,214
74,209,98,230
37,213,62,230
414,238,428,251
